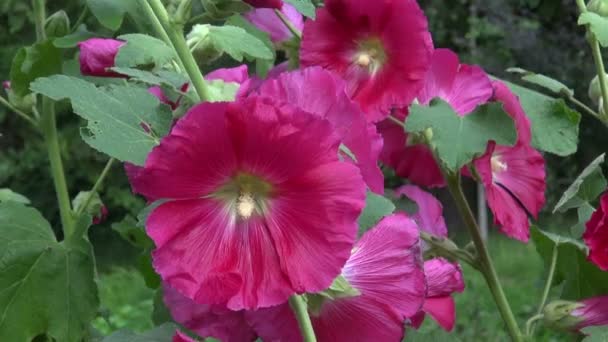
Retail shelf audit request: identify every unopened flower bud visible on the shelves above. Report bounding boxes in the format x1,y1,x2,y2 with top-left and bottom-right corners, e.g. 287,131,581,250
45,10,70,38
542,300,584,331
186,24,223,66
588,0,608,17
588,74,607,104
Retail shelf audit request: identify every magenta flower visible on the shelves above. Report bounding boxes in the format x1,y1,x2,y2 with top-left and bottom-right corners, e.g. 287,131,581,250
300,0,433,121
395,185,448,238
257,67,384,193
243,0,282,9
410,258,465,331
572,296,608,330
130,96,366,310
163,213,425,341
92,205,108,225
474,142,545,242
173,331,196,342
77,38,125,77
245,3,303,43
583,192,608,270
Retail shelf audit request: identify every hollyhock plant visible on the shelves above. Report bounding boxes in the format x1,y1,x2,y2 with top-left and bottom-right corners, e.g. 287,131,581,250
410,258,465,331
394,184,448,238
300,0,433,121
243,0,282,9
257,67,384,193
130,95,366,310
544,296,608,332
245,3,303,43
583,192,608,270
163,213,425,341
77,38,125,77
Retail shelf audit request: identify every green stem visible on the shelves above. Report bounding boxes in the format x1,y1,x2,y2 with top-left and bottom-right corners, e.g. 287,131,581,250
446,175,523,342
274,9,302,39
0,95,39,128
525,314,545,337
419,231,478,269
576,0,608,120
564,94,604,123
33,0,74,236
146,0,209,101
40,97,74,236
289,295,317,342
388,114,406,128
530,244,558,335
139,0,185,73
70,6,88,33
75,158,115,218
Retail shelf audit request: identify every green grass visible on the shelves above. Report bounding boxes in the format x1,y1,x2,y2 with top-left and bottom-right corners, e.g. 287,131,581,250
95,235,579,341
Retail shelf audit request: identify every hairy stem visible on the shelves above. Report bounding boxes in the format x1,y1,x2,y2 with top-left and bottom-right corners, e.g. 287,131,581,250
446,174,523,342
146,0,210,101
33,0,75,236
289,295,317,342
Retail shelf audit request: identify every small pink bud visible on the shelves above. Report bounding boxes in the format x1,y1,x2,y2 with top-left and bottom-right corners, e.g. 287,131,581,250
77,38,125,77
243,0,282,9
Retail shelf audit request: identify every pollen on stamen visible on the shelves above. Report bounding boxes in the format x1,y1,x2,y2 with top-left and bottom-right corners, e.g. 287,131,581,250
491,155,508,173
237,193,256,219
356,54,371,67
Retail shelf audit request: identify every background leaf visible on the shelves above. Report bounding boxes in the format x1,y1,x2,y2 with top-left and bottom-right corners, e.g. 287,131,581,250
101,323,177,342
0,202,98,342
358,192,395,235
406,100,517,171
86,0,134,31
284,0,316,18
507,67,574,96
0,188,30,204
503,80,581,156
206,25,274,61
30,75,172,165
579,12,608,47
9,40,62,96
554,154,606,213
582,326,608,342
115,34,176,69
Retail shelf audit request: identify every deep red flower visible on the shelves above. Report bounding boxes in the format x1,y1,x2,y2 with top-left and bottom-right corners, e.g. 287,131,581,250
243,0,282,9
300,0,433,121
77,38,125,77
245,3,303,43
257,67,384,193
473,142,545,242
410,258,464,331
583,192,608,270
130,96,366,310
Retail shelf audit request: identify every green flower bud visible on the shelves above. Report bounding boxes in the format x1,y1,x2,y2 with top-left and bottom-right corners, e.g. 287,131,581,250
186,24,223,66
542,300,585,331
588,0,608,17
7,89,36,114
588,74,606,104
45,10,70,38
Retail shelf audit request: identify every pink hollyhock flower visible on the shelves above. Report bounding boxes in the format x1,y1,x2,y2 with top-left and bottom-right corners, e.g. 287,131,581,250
572,296,608,330
394,185,447,238
473,141,546,242
164,213,425,342
300,0,433,121
245,3,303,43
257,67,384,193
77,38,125,77
583,192,608,270
243,0,282,9
410,258,465,331
130,95,366,310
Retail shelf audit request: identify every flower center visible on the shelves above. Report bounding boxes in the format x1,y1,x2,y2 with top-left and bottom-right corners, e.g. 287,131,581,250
491,155,508,174
213,173,273,220
353,38,386,75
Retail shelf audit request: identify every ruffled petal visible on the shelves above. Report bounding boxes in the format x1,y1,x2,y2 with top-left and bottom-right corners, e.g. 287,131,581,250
573,295,608,328
395,185,448,238
491,81,533,145
417,49,459,106
245,4,303,43
422,296,457,331
424,258,465,297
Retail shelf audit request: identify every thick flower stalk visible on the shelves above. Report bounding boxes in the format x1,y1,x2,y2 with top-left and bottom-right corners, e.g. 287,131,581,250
130,95,366,310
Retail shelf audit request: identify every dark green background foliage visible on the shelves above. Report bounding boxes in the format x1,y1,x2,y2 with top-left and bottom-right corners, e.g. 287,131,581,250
0,0,604,339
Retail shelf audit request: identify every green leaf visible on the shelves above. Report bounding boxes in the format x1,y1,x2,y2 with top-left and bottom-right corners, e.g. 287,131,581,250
502,80,581,156
571,202,596,238
506,67,574,96
207,79,240,102
86,0,133,31
30,75,172,165
110,67,188,88
152,288,172,326
54,25,98,48
579,12,608,47
582,326,608,342
9,40,62,96
225,14,276,77
112,215,153,249
191,24,274,62
0,202,98,342
115,34,176,69
554,154,606,213
405,100,517,171
284,0,316,18
319,275,360,300
101,323,177,342
0,188,30,204
358,192,395,235
531,227,608,300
